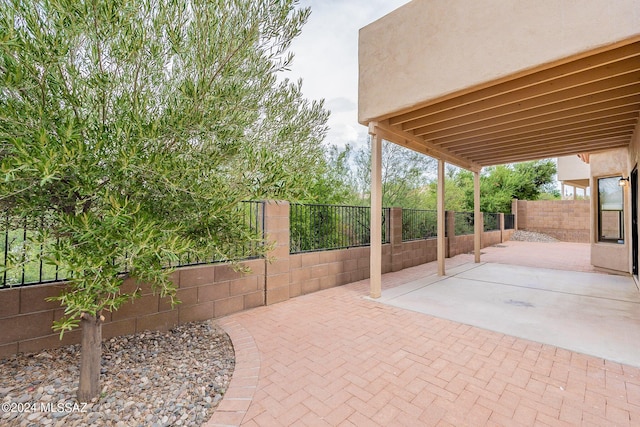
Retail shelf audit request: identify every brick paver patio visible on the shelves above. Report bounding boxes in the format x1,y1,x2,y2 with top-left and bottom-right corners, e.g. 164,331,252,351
206,242,640,426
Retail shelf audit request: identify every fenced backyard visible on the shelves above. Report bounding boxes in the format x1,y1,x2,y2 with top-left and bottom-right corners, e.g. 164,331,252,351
289,204,390,253
0,200,517,356
1,201,265,288
1,203,513,288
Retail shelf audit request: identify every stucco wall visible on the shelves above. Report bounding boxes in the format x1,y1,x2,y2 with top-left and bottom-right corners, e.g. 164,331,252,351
516,200,590,243
359,0,640,123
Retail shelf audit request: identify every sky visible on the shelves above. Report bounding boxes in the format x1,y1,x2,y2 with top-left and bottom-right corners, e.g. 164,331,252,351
283,0,411,149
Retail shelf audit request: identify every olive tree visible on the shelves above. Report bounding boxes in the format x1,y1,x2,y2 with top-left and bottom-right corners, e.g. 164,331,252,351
0,0,327,401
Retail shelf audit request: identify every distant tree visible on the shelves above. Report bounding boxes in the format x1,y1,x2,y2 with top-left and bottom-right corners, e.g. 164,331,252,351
347,139,436,208
0,0,325,401
422,178,469,211
510,160,557,201
444,160,558,213
307,144,359,204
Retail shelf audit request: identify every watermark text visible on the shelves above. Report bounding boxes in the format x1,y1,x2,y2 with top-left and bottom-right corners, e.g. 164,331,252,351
1,401,88,414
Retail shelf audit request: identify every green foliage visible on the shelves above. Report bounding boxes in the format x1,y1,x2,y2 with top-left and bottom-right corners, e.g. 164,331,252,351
300,144,358,205
289,204,373,253
422,179,469,211
336,140,436,208
440,160,558,213
0,0,326,334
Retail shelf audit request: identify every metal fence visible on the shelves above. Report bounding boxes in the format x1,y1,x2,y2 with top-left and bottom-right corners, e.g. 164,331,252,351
484,212,501,232
504,214,515,230
172,201,265,267
3,202,517,287
290,204,390,253
402,209,437,241
1,201,264,288
453,212,475,236
1,214,65,288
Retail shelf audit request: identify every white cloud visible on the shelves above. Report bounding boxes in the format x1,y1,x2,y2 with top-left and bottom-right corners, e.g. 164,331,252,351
327,97,356,113
284,0,411,146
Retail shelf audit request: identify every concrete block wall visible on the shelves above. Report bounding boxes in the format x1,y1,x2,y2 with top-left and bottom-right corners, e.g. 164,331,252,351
398,239,439,269
0,203,514,358
515,200,589,242
289,246,393,298
0,259,265,358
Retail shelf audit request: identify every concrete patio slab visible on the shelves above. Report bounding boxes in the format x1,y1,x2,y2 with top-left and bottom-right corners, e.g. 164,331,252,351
375,262,640,367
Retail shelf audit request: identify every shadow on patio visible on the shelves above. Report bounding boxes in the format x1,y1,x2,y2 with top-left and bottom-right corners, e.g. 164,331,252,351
374,240,640,367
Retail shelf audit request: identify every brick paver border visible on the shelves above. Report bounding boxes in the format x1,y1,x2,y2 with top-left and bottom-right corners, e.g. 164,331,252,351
204,318,261,427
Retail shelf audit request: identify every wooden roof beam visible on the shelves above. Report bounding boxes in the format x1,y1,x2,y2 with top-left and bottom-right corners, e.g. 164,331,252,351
412,86,640,137
402,57,640,131
441,116,638,150
431,106,640,147
369,121,481,172
457,128,635,158
481,140,629,167
389,42,640,126
470,134,632,162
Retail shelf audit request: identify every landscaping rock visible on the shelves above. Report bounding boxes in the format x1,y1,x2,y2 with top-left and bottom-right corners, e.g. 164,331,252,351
0,321,234,426
509,230,559,243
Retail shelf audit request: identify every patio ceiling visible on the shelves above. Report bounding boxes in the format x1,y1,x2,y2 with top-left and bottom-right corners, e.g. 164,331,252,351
371,41,640,171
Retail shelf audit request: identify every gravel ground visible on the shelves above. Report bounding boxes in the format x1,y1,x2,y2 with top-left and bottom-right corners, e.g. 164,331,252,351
0,320,234,427
509,230,559,243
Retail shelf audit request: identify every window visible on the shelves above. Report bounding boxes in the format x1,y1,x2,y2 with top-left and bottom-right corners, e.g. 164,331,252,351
598,176,624,243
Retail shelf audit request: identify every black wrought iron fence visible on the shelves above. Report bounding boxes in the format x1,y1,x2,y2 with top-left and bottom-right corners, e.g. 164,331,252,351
454,211,475,236
504,214,515,230
484,212,500,232
174,200,264,267
1,201,264,288
1,213,66,288
290,204,389,253
402,209,437,241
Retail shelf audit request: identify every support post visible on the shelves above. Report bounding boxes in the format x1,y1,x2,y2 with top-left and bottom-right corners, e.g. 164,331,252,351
370,129,383,298
437,159,445,276
263,201,291,305
389,207,403,272
474,170,481,263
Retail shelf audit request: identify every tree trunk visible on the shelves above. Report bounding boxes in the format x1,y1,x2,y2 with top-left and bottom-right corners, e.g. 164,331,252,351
77,313,102,402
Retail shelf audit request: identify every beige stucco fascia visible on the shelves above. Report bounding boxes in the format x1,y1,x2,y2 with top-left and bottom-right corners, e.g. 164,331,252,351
557,156,590,188
358,0,640,124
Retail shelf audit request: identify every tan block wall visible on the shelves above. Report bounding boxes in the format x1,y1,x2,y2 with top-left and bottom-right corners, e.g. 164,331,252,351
0,259,265,358
448,235,473,257
515,200,590,242
263,200,291,305
1,203,515,358
289,246,394,297
399,239,439,269
482,230,503,248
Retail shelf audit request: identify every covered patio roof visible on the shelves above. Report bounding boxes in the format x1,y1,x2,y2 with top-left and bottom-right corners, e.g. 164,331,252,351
359,0,640,298
371,41,640,170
